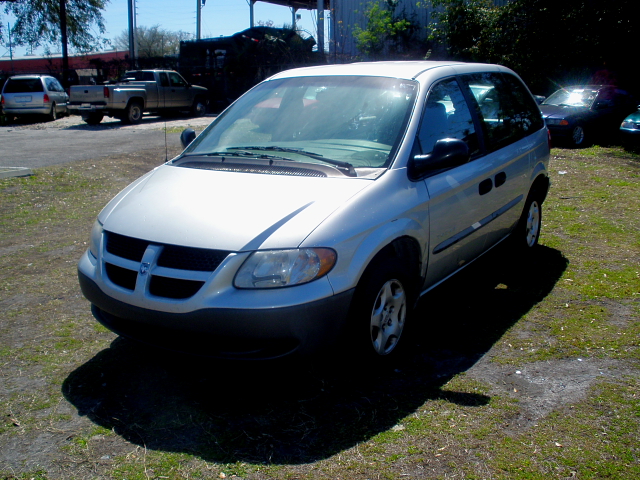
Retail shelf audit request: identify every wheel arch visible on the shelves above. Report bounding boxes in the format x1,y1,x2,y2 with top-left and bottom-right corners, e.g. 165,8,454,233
126,96,145,109
329,219,426,300
530,172,550,204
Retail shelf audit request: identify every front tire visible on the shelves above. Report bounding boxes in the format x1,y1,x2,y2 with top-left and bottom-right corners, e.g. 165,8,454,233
349,259,412,358
570,124,588,148
191,97,207,117
122,101,143,124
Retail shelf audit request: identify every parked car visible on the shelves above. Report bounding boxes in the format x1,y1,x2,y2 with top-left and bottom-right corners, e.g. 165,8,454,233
1,74,69,121
78,61,550,360
540,85,636,147
619,108,640,144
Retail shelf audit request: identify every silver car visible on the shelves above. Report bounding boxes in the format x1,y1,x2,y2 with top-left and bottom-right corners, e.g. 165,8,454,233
78,61,550,359
1,75,69,121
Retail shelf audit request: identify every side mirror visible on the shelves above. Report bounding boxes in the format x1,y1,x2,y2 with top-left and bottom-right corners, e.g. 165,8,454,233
180,128,196,148
410,138,470,177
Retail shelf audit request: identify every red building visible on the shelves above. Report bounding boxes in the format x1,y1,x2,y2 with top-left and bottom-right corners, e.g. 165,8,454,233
0,50,130,84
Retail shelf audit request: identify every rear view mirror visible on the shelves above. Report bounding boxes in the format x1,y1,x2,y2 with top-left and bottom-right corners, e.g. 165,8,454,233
180,128,196,148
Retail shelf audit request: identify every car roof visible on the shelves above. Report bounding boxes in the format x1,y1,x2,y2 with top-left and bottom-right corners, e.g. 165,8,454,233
267,61,504,81
8,75,51,79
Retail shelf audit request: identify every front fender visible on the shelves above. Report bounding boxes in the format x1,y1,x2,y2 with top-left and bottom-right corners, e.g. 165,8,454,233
326,217,427,295
305,169,430,295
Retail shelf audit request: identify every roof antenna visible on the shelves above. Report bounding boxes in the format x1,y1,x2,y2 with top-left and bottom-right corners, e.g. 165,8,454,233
163,79,168,161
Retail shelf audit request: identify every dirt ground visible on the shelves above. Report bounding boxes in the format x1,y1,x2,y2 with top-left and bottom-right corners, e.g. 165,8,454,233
0,140,638,479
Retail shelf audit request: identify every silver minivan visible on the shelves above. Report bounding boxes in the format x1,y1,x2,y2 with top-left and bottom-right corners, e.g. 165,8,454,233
1,75,69,121
78,61,550,359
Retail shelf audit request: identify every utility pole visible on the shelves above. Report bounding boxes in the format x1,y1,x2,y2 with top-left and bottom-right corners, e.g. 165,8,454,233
317,0,324,59
127,0,137,69
60,0,70,87
196,0,203,40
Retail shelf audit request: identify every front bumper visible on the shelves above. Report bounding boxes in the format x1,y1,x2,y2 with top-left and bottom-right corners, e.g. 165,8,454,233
545,124,573,140
78,269,355,359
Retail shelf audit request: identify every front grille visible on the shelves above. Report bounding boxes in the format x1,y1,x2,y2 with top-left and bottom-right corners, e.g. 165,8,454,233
106,232,147,261
103,231,232,299
105,263,137,291
149,275,204,299
158,245,230,271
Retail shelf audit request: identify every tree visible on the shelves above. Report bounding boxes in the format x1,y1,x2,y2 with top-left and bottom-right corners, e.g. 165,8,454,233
428,0,638,95
353,0,420,60
2,0,109,52
114,25,194,59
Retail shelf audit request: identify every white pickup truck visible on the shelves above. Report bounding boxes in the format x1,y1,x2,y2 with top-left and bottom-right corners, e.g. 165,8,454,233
68,69,209,125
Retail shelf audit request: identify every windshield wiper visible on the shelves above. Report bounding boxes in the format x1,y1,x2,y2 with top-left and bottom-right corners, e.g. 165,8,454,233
182,151,292,161
227,146,356,177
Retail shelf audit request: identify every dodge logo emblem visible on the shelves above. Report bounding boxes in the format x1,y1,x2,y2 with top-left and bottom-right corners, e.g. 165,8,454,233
140,262,150,276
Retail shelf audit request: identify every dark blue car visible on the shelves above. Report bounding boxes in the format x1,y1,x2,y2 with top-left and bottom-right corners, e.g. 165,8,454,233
540,85,636,147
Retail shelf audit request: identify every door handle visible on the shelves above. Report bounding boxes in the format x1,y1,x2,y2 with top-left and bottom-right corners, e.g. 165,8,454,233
495,172,506,188
479,178,493,195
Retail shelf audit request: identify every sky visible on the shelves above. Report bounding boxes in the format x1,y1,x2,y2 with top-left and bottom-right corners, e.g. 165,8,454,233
1,0,322,57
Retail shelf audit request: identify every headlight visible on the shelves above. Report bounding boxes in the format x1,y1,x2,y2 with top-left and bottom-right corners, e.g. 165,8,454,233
234,248,337,289
621,120,639,130
89,220,103,259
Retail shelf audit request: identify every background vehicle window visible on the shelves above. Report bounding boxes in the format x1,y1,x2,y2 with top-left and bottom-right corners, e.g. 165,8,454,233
45,78,62,92
3,79,44,93
462,73,543,151
417,78,479,157
159,73,170,87
51,79,64,92
169,72,187,87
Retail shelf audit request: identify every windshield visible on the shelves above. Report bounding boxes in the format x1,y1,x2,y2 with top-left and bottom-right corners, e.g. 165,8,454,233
182,75,418,174
542,87,599,108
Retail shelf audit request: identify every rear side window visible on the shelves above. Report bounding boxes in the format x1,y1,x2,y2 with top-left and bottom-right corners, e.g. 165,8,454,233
4,78,44,94
461,73,543,151
45,78,62,92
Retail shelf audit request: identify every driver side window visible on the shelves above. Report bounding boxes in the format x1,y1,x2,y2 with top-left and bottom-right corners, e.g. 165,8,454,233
417,78,478,157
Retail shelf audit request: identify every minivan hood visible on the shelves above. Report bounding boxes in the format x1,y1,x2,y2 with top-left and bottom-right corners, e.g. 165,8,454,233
100,164,372,251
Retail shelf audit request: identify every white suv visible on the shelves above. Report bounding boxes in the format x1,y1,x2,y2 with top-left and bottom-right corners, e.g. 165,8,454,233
78,61,550,359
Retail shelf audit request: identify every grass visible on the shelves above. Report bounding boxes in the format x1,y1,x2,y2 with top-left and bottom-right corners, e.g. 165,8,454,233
0,144,639,479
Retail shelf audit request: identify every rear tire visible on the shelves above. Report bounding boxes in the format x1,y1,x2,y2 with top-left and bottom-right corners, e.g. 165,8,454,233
47,104,57,122
511,192,542,252
83,113,104,125
122,101,143,124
